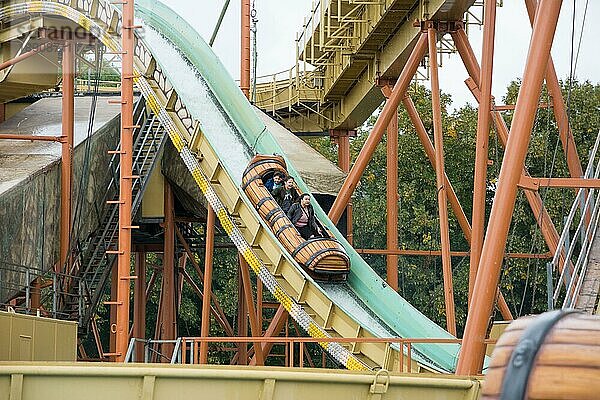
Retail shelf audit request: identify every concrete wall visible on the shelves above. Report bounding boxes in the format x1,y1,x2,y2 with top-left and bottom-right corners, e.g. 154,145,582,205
0,114,120,302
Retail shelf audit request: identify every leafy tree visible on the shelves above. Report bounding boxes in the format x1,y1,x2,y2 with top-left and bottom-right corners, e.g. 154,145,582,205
307,79,600,335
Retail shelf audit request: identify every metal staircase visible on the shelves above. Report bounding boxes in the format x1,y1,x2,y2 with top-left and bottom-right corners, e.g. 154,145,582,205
61,99,168,331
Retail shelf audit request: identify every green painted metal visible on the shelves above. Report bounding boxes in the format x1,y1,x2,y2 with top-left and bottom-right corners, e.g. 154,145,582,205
135,0,468,373
0,363,482,400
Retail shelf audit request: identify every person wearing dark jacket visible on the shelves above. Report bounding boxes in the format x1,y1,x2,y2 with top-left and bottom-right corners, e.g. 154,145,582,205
264,171,285,192
287,193,322,240
273,176,299,213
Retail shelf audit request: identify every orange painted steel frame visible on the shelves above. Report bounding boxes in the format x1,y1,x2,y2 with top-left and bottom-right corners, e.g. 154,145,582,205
327,32,428,225
0,134,65,142
199,208,215,364
524,0,582,180
160,182,177,357
334,131,354,244
428,25,456,336
239,256,265,365
402,96,472,243
469,0,496,305
133,252,146,362
185,336,496,373
60,41,74,273
382,86,399,291
115,0,135,361
356,248,551,259
240,0,251,98
0,43,52,71
457,0,564,375
455,34,565,275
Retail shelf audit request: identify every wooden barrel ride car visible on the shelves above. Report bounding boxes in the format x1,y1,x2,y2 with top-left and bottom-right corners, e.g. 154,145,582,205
482,310,600,400
242,155,350,279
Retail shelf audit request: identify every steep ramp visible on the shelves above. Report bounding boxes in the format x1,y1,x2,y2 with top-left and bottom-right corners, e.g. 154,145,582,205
1,0,471,372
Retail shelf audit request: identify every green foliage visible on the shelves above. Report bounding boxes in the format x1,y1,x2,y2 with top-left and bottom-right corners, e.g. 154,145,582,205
307,79,600,335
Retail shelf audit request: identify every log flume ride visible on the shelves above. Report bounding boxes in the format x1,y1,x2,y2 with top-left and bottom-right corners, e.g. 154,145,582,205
242,155,350,280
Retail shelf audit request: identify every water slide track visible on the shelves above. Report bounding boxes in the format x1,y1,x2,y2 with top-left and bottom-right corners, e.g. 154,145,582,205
1,0,474,373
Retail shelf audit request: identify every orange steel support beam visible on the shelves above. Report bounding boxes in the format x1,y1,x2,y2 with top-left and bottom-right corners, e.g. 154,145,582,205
257,280,263,331
133,252,146,362
115,0,135,362
457,0,563,375
335,132,354,244
456,30,565,275
525,0,583,180
0,134,64,142
469,0,496,305
465,78,564,269
428,26,456,336
328,32,428,224
199,207,216,364
160,182,177,358
0,43,52,72
518,177,600,190
239,256,265,365
402,96,472,243
109,260,118,361
403,59,512,322
240,0,251,98
386,99,399,291
355,248,551,259
237,267,249,364
60,41,74,274
249,305,289,366
175,226,235,336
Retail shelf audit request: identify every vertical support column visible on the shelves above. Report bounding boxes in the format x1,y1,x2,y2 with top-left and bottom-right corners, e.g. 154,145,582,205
161,181,177,358
60,41,74,273
0,103,5,123
30,279,41,311
469,0,497,304
385,94,399,291
402,96,473,243
109,261,118,361
115,0,135,362
239,256,265,365
240,0,251,98
257,280,263,331
133,252,146,362
328,33,428,224
455,28,560,314
199,208,215,364
457,0,563,375
332,129,354,244
237,266,248,365
428,25,456,336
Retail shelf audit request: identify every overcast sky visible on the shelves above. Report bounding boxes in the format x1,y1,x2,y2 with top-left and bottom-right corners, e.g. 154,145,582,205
159,1,598,110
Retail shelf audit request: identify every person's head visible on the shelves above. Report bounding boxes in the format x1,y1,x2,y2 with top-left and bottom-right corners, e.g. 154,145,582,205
273,172,284,184
300,193,311,207
284,176,295,189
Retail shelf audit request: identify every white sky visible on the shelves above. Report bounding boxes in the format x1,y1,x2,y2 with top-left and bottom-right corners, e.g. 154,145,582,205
160,1,598,109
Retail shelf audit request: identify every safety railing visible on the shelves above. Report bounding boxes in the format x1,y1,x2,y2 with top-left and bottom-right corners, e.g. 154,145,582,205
126,336,496,373
550,131,600,309
0,261,77,319
253,0,503,123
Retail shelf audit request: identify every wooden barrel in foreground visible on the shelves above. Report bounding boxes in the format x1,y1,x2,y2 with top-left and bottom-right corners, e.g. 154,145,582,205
482,310,600,400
